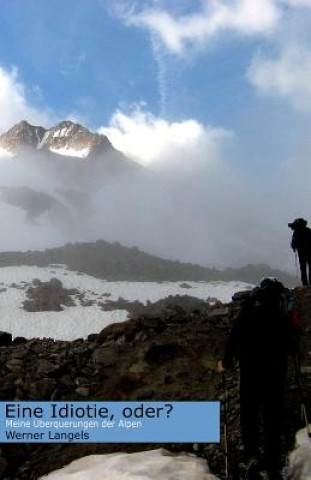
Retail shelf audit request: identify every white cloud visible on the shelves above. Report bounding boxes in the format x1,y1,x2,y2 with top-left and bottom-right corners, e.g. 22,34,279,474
95,105,302,270
123,0,281,55
98,106,232,166
248,44,311,112
0,66,55,133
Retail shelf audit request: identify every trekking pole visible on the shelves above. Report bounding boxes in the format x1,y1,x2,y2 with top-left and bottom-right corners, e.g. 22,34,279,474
221,372,229,479
292,354,311,440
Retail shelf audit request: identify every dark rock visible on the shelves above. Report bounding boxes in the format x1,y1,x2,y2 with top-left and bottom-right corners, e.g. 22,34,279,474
75,386,90,396
13,336,27,344
0,454,8,477
6,359,23,372
29,379,57,399
179,282,192,289
139,317,166,332
87,333,98,342
208,306,229,318
93,345,120,367
232,290,252,301
144,343,183,364
136,390,155,399
95,318,139,344
0,332,12,346
23,278,79,312
0,286,309,480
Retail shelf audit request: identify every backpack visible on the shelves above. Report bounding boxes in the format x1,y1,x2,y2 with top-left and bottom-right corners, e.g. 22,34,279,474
250,279,299,355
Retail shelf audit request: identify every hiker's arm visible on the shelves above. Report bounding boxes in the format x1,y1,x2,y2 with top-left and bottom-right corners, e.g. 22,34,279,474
216,360,225,373
291,232,298,251
219,312,244,371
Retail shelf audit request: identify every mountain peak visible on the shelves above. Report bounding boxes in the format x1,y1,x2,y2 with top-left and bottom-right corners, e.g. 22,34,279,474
0,121,46,153
0,120,112,159
41,120,112,158
16,119,31,128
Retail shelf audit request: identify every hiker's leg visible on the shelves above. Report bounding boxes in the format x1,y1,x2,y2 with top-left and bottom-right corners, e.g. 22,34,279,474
308,259,311,286
240,371,260,460
298,254,308,286
262,374,285,476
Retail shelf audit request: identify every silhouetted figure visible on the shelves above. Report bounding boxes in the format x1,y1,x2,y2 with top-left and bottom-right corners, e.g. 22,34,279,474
217,278,298,480
288,218,311,286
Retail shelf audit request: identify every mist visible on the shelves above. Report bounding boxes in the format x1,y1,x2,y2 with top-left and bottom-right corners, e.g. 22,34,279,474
0,112,305,276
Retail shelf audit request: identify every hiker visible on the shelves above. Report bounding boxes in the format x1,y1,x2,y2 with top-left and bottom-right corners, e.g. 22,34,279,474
288,217,311,286
217,278,298,480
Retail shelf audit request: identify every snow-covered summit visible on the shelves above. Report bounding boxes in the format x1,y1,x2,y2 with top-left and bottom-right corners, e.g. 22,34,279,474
40,121,112,158
0,120,113,159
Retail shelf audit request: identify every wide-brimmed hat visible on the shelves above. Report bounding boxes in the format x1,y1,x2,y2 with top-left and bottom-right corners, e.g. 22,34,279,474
288,218,308,229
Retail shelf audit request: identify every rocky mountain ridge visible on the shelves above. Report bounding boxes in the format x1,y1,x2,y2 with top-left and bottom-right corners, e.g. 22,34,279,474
0,239,297,285
0,120,141,219
0,120,114,159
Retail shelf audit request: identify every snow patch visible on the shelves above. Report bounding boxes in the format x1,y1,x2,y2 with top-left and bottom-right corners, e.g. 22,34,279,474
0,147,14,158
35,127,42,143
37,130,49,149
49,146,90,158
288,426,311,479
39,448,219,480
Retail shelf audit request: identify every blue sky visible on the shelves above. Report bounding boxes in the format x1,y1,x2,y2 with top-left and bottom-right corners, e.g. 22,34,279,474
0,1,308,124
0,0,157,123
1,0,311,268
0,0,311,171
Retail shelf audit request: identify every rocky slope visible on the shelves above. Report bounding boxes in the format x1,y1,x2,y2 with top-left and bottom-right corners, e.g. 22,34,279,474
0,121,45,153
0,287,310,479
0,240,296,285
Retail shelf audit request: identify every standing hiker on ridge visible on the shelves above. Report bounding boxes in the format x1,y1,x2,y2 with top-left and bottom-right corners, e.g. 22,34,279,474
288,218,311,287
216,277,299,480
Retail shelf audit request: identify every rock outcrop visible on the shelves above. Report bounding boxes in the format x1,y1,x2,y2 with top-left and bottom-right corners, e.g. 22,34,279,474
0,287,310,479
23,278,78,312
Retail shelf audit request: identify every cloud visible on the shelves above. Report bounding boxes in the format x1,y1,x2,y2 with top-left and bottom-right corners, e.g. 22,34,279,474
96,105,296,270
0,99,306,272
98,105,232,166
0,66,55,133
149,34,170,116
121,0,281,55
248,44,311,112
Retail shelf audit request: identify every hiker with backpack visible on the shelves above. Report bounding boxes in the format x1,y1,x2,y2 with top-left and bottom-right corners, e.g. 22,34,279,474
217,278,299,480
288,217,311,286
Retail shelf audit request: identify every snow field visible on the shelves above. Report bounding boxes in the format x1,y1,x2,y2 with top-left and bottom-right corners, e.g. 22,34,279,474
39,448,219,480
288,426,311,479
0,265,253,341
